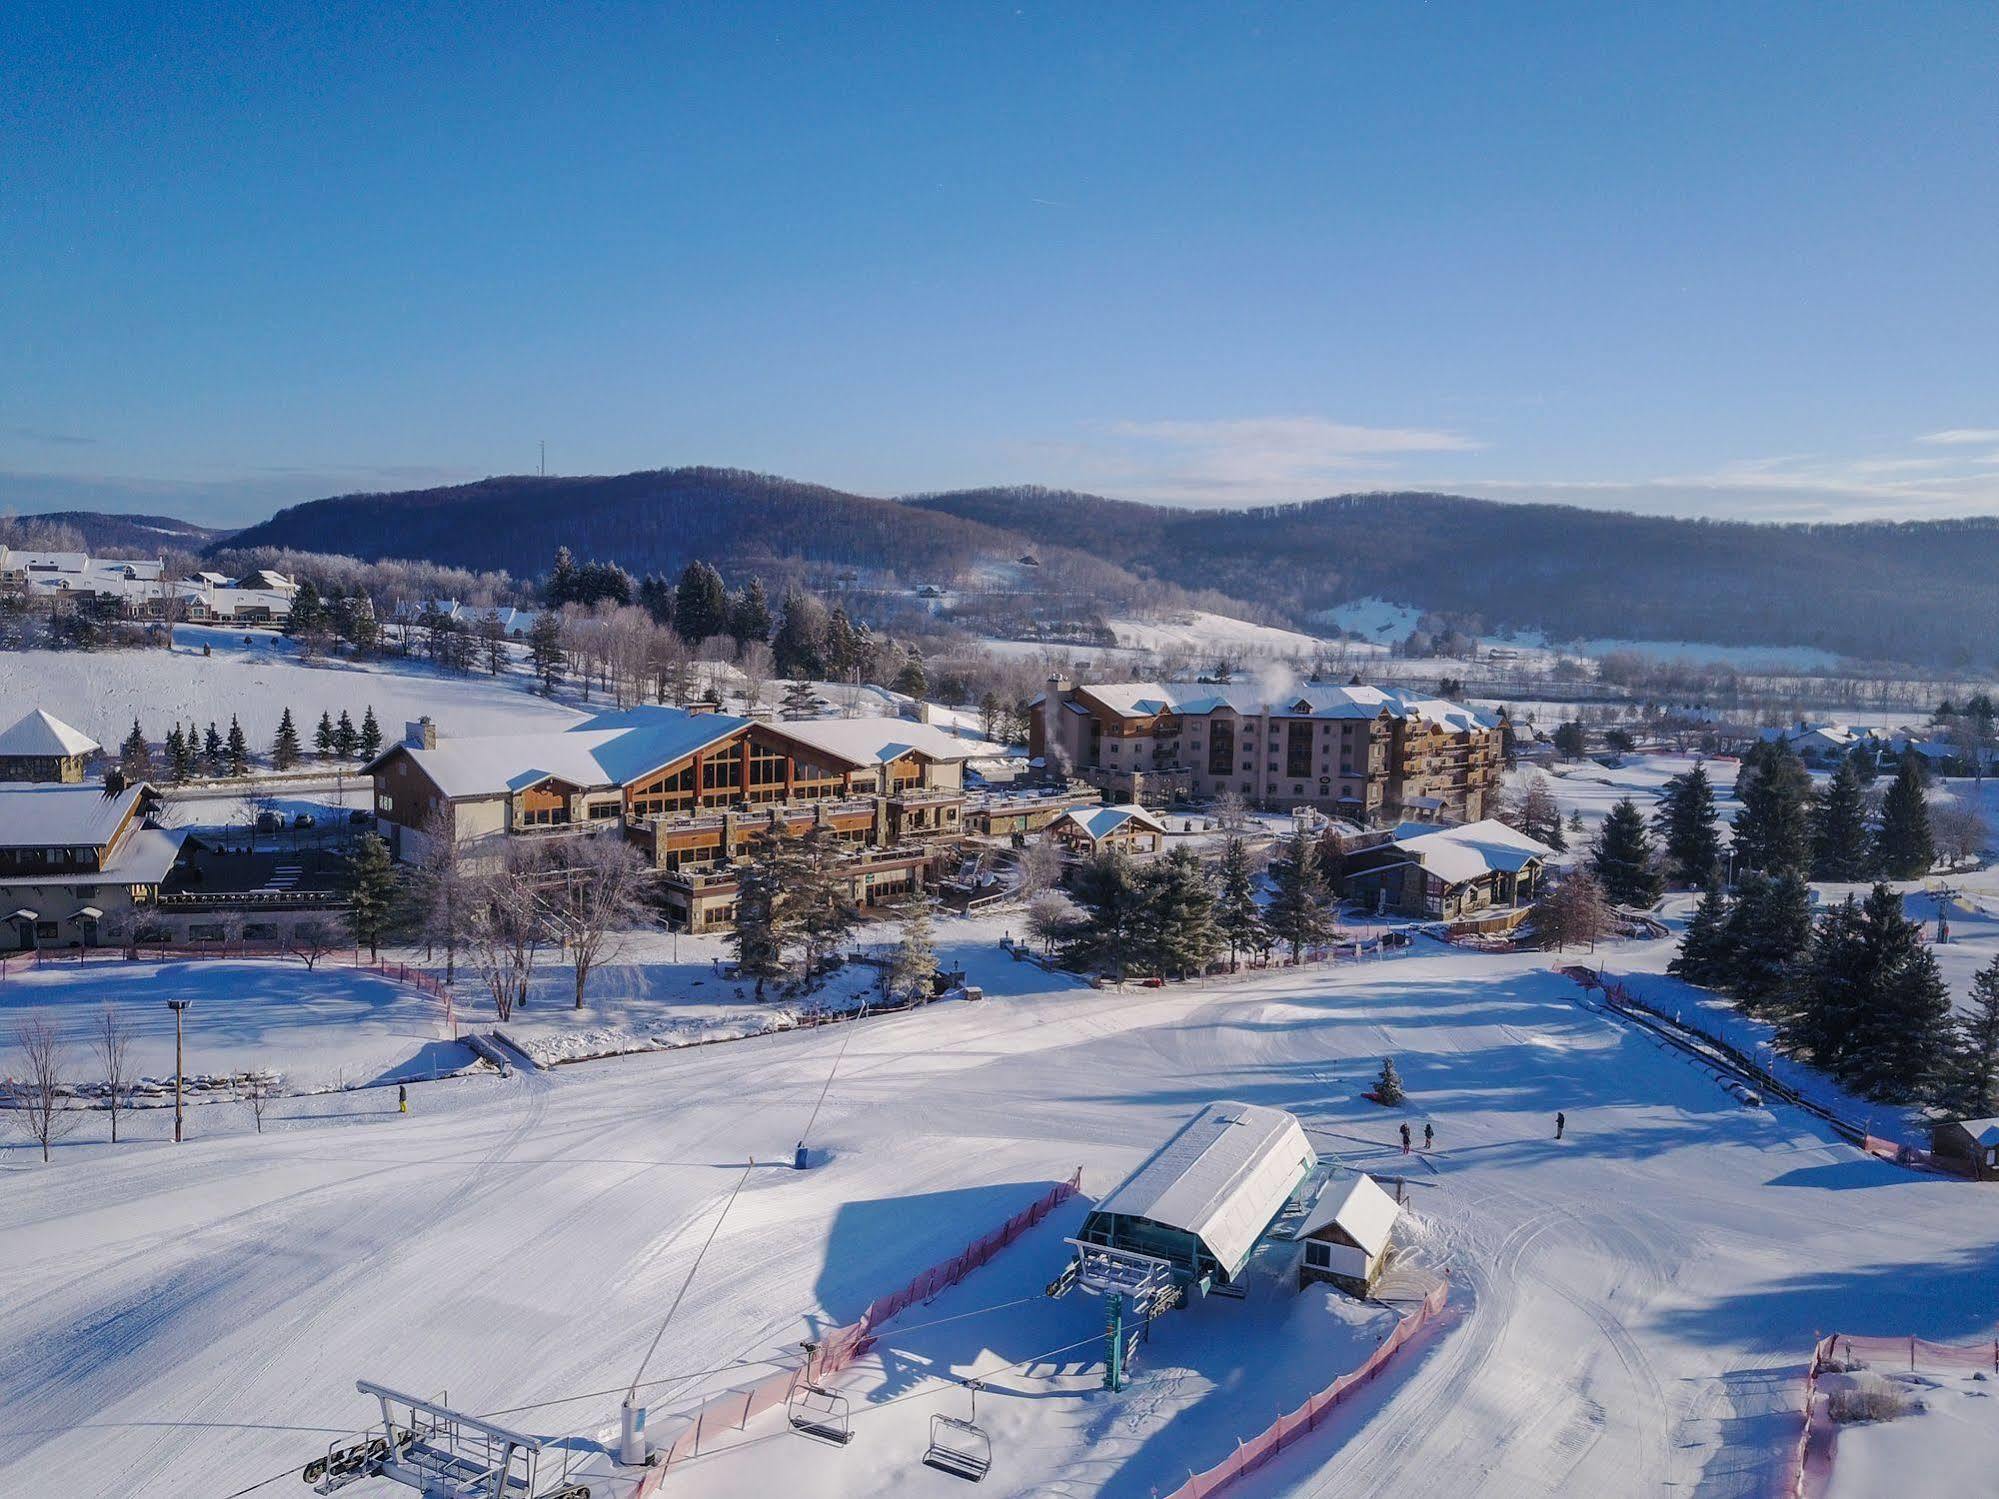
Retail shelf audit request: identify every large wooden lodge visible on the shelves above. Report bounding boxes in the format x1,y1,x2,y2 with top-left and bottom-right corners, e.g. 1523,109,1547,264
366,708,987,931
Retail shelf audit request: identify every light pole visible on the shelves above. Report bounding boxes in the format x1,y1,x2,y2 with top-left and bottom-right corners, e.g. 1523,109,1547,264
167,999,191,1142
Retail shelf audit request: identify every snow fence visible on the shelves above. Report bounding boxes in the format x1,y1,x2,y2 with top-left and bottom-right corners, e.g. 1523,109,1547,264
1158,1277,1451,1499
631,1167,1083,1494
1786,1332,1999,1498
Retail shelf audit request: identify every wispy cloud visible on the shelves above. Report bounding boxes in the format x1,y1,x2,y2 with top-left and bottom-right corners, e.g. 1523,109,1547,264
1916,428,1999,446
0,424,96,447
1036,415,1482,501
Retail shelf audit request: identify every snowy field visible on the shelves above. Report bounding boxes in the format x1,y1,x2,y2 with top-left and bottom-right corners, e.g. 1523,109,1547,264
6,907,1997,1498
0,958,461,1092
0,625,585,750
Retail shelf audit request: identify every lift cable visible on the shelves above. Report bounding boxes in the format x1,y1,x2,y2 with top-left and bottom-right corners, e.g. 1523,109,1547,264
624,1155,759,1404
798,997,868,1148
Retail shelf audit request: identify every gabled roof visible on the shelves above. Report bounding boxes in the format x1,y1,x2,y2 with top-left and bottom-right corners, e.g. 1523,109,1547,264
1073,681,1494,732
1299,1171,1400,1258
1056,804,1168,842
1388,818,1554,885
1090,1101,1318,1280
0,781,147,847
765,716,987,768
1954,1117,1999,1147
0,709,100,759
377,708,750,799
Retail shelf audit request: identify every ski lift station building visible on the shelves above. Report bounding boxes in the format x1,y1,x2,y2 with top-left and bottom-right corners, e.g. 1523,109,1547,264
1077,1101,1317,1293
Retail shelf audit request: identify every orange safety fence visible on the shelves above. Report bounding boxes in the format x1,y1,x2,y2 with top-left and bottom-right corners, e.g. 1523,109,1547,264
1157,1277,1451,1499
1783,1332,1999,1498
632,1168,1083,1495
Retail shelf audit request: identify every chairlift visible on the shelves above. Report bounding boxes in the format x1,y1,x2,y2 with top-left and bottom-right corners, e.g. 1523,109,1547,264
923,1380,992,1483
787,1380,853,1445
305,1381,589,1499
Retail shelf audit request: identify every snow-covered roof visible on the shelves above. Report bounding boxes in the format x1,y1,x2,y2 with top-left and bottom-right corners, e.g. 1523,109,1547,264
1055,804,1168,843
0,782,148,848
767,717,986,767
382,709,750,799
0,708,100,759
1954,1117,1999,1147
1388,818,1554,885
1074,681,1494,733
1299,1171,1400,1258
1090,1101,1317,1280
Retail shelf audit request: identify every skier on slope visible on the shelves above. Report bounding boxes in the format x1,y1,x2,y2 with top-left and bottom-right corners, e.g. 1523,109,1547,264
1400,1122,1411,1154
1424,1122,1434,1151
1555,1111,1566,1140
398,1083,408,1115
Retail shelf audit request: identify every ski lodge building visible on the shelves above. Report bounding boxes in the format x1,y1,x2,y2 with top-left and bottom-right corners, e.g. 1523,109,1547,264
1076,1102,1318,1294
0,709,101,783
1031,678,1503,823
366,706,991,931
1341,818,1555,920
0,780,184,952
1049,803,1168,858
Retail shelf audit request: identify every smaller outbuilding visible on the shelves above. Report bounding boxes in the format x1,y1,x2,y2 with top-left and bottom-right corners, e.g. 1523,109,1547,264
0,708,101,784
1296,1172,1401,1296
1931,1117,1999,1180
1342,818,1553,919
1050,804,1168,857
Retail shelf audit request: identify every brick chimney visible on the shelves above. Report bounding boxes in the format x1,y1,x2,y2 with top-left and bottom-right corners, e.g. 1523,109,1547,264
405,716,438,750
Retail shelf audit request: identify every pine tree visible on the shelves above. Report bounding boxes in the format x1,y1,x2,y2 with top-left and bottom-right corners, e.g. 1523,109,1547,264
729,577,774,647
1809,757,1872,882
163,725,189,783
772,590,830,678
1213,836,1267,970
271,708,302,770
119,719,152,780
1066,850,1147,977
346,833,399,961
1374,1058,1406,1105
1653,765,1721,885
358,706,382,759
731,831,804,999
1722,870,1813,1010
794,827,859,976
315,710,336,759
1845,883,1956,1101
892,657,928,698
287,578,325,641
226,715,249,775
1265,827,1335,960
884,894,938,1005
1552,721,1588,761
334,709,358,759
546,546,578,607
1529,869,1612,952
1778,895,1869,1069
203,721,224,776
1591,797,1664,907
1513,776,1567,851
674,561,728,643
1134,847,1219,979
780,680,819,721
527,610,565,692
1875,757,1935,879
1731,741,1812,877
1949,956,1999,1117
1668,878,1732,988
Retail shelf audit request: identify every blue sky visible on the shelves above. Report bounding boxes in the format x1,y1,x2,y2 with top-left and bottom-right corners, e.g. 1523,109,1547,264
3,2,1996,526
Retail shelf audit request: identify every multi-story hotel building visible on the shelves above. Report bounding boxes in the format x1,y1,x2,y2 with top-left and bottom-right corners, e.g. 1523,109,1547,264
1031,678,1502,824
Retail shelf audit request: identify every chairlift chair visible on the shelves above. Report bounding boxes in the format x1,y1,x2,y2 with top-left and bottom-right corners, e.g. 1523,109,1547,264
922,1381,992,1483
787,1380,853,1445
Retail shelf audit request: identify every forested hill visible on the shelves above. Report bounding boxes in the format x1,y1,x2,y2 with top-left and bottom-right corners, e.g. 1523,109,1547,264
7,510,231,553
221,467,1038,582
907,487,1999,669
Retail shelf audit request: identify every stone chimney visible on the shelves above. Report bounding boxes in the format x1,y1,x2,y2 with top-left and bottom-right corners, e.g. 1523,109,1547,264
405,716,438,751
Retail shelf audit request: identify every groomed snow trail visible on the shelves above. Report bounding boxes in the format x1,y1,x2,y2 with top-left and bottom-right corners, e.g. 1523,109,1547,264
4,934,1994,1498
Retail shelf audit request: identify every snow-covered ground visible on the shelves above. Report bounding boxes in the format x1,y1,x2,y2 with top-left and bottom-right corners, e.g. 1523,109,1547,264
0,625,586,750
0,958,460,1092
1824,1359,1999,1499
6,906,1997,1498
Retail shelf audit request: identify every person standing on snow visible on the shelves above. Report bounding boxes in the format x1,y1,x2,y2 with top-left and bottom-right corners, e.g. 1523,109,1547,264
1555,1111,1566,1140
1399,1122,1411,1154
398,1083,408,1115
1423,1122,1434,1151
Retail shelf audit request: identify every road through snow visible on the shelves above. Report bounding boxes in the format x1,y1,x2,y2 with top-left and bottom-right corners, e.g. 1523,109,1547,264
4,932,1995,1498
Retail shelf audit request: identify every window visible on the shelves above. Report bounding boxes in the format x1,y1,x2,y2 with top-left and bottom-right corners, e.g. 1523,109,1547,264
1304,1240,1331,1269
1285,721,1312,779
1207,720,1234,775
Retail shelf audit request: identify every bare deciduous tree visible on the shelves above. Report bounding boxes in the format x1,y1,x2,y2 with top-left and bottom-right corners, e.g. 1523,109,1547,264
1015,836,1064,902
243,1073,277,1133
1212,790,1252,832
94,1002,133,1144
10,1014,78,1163
463,850,550,1021
286,918,338,970
539,836,654,1010
1931,799,1990,869
1027,889,1079,957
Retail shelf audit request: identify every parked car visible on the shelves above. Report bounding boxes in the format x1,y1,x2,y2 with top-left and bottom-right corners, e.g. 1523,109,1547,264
254,811,282,833
293,812,317,829
347,809,370,825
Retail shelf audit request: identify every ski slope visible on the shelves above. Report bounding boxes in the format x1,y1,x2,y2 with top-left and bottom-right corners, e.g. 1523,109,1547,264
5,915,1995,1498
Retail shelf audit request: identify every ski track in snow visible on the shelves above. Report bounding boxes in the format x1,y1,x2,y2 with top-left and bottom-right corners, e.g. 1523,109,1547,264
6,915,1998,1498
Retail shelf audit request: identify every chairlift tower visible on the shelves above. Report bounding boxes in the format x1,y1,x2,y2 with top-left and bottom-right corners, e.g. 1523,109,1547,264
305,1381,590,1499
1056,1239,1178,1393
